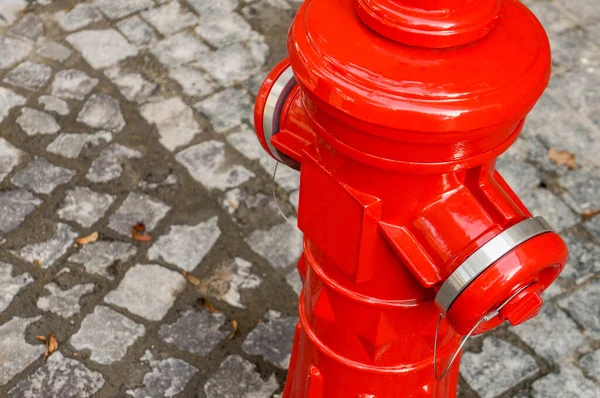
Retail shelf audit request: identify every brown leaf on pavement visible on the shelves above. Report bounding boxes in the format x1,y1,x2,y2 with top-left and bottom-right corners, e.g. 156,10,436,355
76,231,99,246
198,297,221,313
182,271,201,286
36,333,58,359
131,223,152,242
229,319,239,340
582,208,600,221
548,148,577,169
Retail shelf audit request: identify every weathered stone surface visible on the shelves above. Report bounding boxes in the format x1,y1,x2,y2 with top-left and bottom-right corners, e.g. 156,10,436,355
187,0,238,15
559,280,600,337
3,61,52,91
127,351,198,398
0,1,28,27
286,268,302,296
93,0,153,20
116,15,156,45
194,88,253,133
54,3,103,32
12,157,75,194
200,257,262,308
71,305,145,364
160,308,230,356
531,364,599,398
0,190,42,233
57,186,115,228
0,137,23,182
521,188,579,232
47,131,113,159
0,35,31,69
150,32,208,66
242,310,298,369
141,1,198,35
37,41,72,62
176,140,255,190
140,97,201,151
259,156,300,192
0,262,33,314
245,219,303,269
560,168,600,213
107,192,170,236
86,143,141,182
69,241,137,278
148,217,221,271
38,95,69,116
0,316,44,386
37,283,95,317
104,264,186,321
8,13,43,41
66,29,138,69
559,232,600,284
16,108,60,136
51,69,98,100
77,93,126,132
0,87,25,122
198,42,263,86
104,67,156,103
169,66,215,97
196,12,257,48
17,223,78,268
580,349,600,380
8,351,105,397
461,337,539,398
204,355,279,398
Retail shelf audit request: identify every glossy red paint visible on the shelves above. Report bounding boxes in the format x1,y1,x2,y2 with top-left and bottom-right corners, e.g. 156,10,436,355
253,0,568,396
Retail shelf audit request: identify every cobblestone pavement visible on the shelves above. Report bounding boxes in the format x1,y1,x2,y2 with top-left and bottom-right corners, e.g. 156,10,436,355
0,0,597,397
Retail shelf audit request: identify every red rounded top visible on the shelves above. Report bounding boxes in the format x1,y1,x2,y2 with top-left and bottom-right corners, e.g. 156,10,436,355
288,0,551,134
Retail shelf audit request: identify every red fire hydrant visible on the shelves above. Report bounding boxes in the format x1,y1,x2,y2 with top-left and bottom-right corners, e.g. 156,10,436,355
254,0,568,396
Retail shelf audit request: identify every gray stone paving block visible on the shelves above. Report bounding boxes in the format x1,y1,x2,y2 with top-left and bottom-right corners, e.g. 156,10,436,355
198,42,262,86
0,35,31,69
245,71,268,97
105,67,156,103
8,13,44,41
0,137,23,182
140,97,201,151
550,66,600,128
3,61,52,91
47,131,113,159
531,364,600,398
259,156,300,192
148,216,221,272
0,262,33,314
286,268,301,296
54,3,103,32
586,216,600,241
200,257,262,308
0,0,27,27
12,157,75,194
71,305,145,364
556,0,600,24
104,264,186,321
77,93,126,132
108,192,170,236
289,189,299,212
220,187,279,225
38,95,69,116
66,29,138,69
18,223,78,268
8,351,105,397
93,0,153,20
461,337,539,398
245,218,303,269
520,188,578,231
560,167,600,212
226,123,266,161
559,280,600,337
0,316,44,386
16,108,60,136
37,41,72,62
159,308,230,356
150,31,208,66
528,1,577,34
168,66,215,97
175,140,255,190
0,87,25,122
117,15,157,46
0,190,42,233
87,143,142,183
141,1,198,35
37,283,95,317
550,28,600,74
51,69,98,100
204,355,279,398
514,302,587,362
242,310,297,369
580,349,600,381
194,88,253,133
187,0,238,15
559,232,600,284
127,351,198,398
196,12,257,48
57,186,116,228
69,241,137,278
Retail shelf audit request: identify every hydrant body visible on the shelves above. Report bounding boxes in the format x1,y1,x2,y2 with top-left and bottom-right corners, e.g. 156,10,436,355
254,0,569,397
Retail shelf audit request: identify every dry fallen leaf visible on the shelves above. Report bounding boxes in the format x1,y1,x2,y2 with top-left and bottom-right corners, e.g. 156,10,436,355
33,259,42,267
198,297,222,313
548,148,577,169
182,271,201,286
131,223,152,242
582,208,600,220
229,319,239,340
65,5,75,13
36,333,58,359
76,231,99,246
